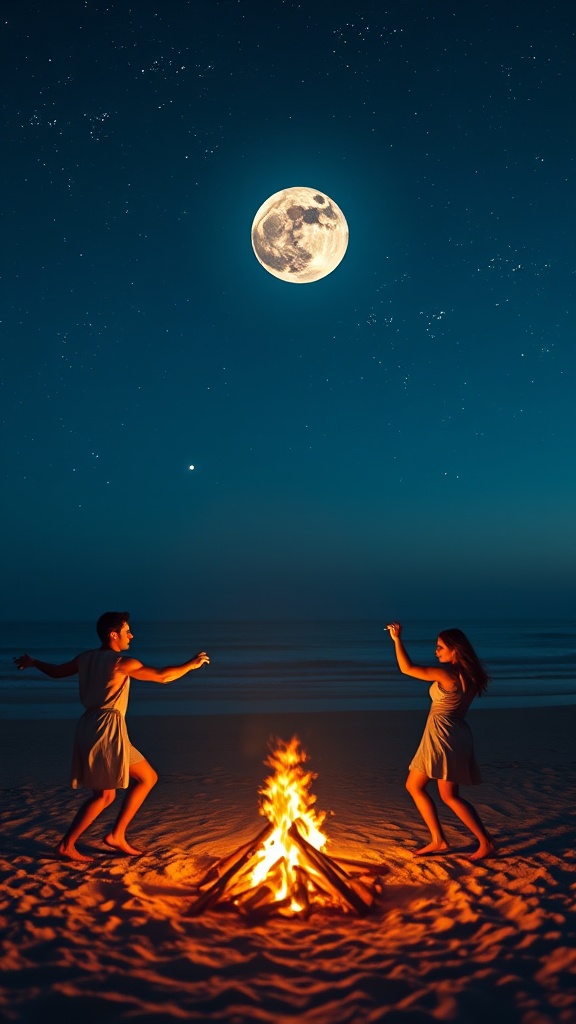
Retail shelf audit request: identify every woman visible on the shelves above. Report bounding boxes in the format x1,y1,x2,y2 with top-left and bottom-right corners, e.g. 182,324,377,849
386,622,495,860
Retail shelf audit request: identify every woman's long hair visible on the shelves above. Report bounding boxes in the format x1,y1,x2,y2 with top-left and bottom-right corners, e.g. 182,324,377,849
438,628,490,696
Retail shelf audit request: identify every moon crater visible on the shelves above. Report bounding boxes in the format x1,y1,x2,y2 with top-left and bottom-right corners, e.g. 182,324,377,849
251,187,348,283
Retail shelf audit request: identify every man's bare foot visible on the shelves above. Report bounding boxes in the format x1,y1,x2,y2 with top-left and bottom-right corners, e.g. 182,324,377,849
56,841,93,863
104,833,144,856
468,839,497,861
414,840,450,856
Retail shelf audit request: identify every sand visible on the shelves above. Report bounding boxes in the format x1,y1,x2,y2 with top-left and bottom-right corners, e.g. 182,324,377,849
1,706,576,1023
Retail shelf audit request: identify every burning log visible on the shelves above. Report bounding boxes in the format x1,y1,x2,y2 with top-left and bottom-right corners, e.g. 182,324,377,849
232,857,285,905
290,866,311,917
187,736,386,919
234,863,293,918
288,822,372,915
186,822,274,917
194,825,274,889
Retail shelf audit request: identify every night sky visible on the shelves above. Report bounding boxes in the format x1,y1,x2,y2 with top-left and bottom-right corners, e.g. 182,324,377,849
2,1,574,623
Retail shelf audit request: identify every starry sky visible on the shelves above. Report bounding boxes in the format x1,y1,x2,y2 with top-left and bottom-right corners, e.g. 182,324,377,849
1,1,574,623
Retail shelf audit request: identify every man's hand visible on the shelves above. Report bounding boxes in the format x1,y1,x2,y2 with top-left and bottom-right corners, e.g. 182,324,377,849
192,651,210,669
13,653,35,671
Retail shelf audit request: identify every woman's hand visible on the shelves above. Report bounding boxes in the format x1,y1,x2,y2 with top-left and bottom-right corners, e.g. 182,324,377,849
385,622,402,640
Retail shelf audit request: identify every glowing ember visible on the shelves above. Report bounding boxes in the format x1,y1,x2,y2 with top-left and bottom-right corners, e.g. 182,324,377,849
188,736,387,919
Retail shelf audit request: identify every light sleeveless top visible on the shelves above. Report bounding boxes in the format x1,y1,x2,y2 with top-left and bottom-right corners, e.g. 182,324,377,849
77,649,130,714
428,678,476,719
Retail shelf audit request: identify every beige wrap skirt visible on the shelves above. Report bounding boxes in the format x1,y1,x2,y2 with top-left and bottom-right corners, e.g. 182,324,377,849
71,707,143,790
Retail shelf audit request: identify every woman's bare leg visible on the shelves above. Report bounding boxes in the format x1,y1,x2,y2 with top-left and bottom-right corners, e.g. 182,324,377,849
105,759,158,856
437,780,495,859
406,770,449,854
58,789,116,862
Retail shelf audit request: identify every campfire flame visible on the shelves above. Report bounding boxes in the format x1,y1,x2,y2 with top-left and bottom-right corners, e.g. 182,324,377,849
250,737,326,909
188,736,387,920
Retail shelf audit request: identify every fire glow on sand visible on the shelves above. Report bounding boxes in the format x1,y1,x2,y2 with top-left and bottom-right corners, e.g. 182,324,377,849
188,737,387,919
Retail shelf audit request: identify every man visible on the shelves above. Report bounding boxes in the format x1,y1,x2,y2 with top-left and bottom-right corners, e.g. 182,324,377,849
14,611,209,862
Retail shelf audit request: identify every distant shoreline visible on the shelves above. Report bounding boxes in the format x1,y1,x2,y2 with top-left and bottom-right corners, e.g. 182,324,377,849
2,692,576,719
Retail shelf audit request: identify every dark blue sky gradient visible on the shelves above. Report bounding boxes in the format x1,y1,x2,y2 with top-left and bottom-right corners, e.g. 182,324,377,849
2,1,574,621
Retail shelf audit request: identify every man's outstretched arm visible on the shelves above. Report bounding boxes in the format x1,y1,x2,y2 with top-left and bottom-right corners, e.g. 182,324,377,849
14,653,80,678
120,652,210,684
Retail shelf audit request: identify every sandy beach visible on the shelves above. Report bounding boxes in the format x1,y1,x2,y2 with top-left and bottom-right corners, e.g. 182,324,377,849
1,706,576,1023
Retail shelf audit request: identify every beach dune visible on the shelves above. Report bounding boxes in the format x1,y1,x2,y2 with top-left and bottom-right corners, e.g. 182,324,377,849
1,707,576,1023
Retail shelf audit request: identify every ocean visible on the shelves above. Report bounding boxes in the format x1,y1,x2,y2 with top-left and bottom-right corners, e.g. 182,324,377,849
1,620,574,719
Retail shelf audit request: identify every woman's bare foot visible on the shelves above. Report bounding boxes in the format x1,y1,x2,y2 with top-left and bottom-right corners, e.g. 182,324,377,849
414,840,450,856
104,832,144,856
56,840,93,863
468,838,497,861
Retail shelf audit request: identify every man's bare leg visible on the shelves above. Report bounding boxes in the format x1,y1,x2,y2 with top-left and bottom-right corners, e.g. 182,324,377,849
104,759,158,856
58,789,117,862
406,770,449,854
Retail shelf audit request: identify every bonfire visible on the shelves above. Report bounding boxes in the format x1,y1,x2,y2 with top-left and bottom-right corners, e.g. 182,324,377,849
188,737,387,919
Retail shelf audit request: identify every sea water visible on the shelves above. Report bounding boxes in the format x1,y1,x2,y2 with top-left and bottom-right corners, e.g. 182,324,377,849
0,620,574,719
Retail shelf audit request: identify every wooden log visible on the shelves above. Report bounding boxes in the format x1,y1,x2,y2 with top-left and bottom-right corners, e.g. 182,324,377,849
240,895,293,923
331,855,389,876
347,876,377,905
236,883,277,915
290,846,381,907
293,843,361,911
240,867,312,921
303,876,334,905
186,821,274,917
288,822,371,915
291,821,362,885
219,846,283,899
195,822,274,889
232,856,285,905
290,866,311,918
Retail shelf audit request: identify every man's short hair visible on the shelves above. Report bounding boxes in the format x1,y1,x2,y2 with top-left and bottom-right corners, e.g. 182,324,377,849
96,611,130,643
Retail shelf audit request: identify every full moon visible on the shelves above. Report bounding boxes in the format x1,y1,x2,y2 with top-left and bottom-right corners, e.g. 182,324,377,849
251,187,348,284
